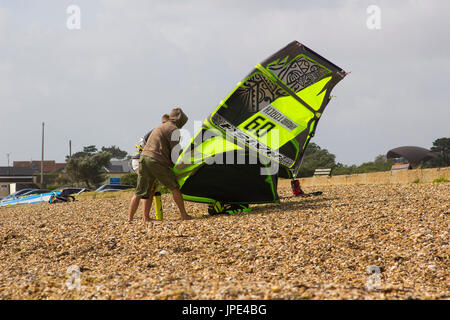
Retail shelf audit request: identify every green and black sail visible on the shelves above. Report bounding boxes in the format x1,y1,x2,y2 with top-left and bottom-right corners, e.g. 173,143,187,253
173,40,346,205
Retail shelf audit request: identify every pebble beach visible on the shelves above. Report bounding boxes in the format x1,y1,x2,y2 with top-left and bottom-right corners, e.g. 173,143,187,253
0,182,448,300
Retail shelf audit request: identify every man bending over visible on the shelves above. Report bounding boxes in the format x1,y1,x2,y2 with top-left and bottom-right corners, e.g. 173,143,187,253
128,107,192,222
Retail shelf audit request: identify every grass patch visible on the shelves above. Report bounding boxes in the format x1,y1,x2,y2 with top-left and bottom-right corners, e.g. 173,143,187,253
412,179,421,184
432,177,449,183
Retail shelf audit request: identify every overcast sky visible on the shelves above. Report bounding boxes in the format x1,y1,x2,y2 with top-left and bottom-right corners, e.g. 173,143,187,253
1,0,449,166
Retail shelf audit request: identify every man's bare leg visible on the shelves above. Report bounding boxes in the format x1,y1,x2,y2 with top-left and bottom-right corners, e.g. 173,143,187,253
141,197,154,222
171,187,192,220
128,195,142,222
141,182,157,222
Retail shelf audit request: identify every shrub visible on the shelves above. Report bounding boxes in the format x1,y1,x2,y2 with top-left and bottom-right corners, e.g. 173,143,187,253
120,173,138,186
432,177,449,183
157,184,170,194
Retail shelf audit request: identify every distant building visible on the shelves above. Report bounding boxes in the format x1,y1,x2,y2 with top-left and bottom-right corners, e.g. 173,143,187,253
13,160,66,174
103,159,134,184
0,167,37,197
104,160,133,174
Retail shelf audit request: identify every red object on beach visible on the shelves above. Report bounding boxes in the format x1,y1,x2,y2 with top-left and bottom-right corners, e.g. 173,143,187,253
291,180,304,196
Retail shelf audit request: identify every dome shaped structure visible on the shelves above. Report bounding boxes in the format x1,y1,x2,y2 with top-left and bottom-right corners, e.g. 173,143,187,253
387,146,436,168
